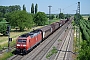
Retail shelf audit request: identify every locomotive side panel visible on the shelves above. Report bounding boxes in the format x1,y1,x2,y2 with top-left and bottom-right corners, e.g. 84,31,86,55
27,38,30,50
37,32,42,42
29,37,36,49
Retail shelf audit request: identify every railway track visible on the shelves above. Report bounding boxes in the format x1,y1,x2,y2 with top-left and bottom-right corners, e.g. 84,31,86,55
40,23,72,60
54,24,73,60
8,55,24,60
40,24,71,60
8,21,71,60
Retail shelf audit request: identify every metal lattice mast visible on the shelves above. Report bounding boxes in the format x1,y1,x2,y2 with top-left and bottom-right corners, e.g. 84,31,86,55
48,6,52,18
59,8,61,13
77,2,80,50
77,2,80,14
48,5,52,24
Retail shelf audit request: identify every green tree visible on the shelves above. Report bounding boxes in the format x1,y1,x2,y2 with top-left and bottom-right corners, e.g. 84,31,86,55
0,6,5,17
65,14,71,19
56,15,59,19
59,13,64,19
50,14,55,19
88,16,90,20
74,13,83,25
8,5,21,12
0,12,3,18
31,3,34,14
34,12,48,26
78,40,90,60
23,4,26,11
5,11,33,31
35,4,38,14
0,19,7,35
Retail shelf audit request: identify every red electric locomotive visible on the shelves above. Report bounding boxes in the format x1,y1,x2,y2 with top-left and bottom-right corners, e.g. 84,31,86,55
16,30,42,53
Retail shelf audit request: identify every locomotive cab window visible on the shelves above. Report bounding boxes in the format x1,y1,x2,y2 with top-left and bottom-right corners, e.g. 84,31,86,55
18,39,26,43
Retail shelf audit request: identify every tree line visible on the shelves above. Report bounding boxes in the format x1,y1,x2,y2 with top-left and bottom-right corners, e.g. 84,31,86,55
0,3,48,35
0,5,21,18
0,3,38,18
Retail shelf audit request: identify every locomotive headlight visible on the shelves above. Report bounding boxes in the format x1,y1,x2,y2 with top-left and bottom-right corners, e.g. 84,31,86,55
23,45,26,46
17,44,20,46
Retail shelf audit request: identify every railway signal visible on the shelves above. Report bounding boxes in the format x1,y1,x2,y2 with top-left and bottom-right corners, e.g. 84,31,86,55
6,25,10,35
7,25,12,52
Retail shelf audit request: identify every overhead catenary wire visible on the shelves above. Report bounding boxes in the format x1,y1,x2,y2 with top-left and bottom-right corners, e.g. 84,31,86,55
51,3,77,14
63,3,77,10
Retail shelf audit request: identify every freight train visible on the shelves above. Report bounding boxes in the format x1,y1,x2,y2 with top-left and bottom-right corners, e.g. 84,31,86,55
16,18,70,53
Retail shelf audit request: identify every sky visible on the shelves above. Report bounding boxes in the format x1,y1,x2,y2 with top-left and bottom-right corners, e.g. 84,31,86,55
0,0,90,14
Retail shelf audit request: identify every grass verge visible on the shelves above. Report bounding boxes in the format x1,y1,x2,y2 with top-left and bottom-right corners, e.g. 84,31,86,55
0,39,16,50
58,39,62,42
46,47,57,59
0,51,13,60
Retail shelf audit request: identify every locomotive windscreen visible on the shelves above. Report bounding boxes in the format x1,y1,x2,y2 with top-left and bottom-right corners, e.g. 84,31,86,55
18,39,26,43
